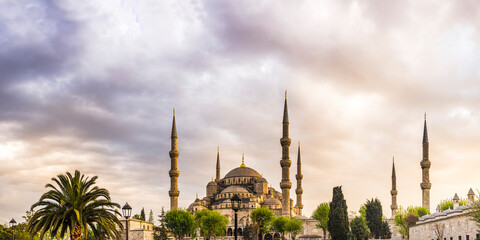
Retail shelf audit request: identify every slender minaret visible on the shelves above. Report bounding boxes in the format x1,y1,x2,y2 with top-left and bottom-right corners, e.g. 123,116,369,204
169,109,180,210
280,91,292,216
390,157,398,217
420,113,431,212
295,141,303,216
216,147,221,183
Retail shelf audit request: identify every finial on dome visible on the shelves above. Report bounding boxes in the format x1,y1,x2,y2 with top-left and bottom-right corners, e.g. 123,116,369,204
196,192,198,199
240,153,246,167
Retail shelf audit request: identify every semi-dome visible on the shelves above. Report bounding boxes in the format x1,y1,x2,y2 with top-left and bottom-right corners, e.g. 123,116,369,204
257,177,267,183
221,185,250,194
263,197,282,206
224,166,262,178
207,180,217,186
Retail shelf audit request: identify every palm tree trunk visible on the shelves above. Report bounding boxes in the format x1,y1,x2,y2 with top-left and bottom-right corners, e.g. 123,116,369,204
70,224,82,240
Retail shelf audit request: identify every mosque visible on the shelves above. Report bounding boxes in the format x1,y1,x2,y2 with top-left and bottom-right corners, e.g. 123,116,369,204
167,93,309,237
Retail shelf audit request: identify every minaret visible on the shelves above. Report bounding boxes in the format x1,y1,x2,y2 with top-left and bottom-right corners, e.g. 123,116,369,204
216,147,221,183
390,157,398,217
420,113,431,212
169,109,180,210
280,91,292,216
295,141,303,216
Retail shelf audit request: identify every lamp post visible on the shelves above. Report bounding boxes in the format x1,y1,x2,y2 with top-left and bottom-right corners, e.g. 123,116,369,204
9,218,16,240
231,194,241,240
258,217,264,240
122,203,132,240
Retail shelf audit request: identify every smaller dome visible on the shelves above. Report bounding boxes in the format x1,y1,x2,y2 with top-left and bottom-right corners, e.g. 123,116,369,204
207,180,217,186
221,186,250,194
263,197,282,206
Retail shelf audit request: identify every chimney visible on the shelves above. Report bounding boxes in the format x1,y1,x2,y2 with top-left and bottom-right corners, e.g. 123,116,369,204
468,188,475,203
453,193,460,209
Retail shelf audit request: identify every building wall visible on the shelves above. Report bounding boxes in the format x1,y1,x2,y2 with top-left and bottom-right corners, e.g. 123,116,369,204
117,219,154,240
410,214,479,240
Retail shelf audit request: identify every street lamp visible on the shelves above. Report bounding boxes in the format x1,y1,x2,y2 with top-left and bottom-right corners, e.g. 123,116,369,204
9,218,16,240
122,203,132,240
231,194,241,240
258,217,265,240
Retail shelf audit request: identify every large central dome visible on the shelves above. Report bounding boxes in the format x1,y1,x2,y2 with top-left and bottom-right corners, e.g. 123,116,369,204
224,166,262,178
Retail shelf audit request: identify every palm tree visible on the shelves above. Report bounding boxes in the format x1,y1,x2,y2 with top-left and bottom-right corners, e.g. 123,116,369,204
27,170,122,240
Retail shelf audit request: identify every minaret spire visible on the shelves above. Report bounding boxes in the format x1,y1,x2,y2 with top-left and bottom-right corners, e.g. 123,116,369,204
169,108,180,210
216,147,221,182
420,114,431,212
280,91,292,216
391,157,398,217
295,141,303,216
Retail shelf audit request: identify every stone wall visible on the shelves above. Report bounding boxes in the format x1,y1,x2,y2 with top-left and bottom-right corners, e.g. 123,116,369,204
117,218,154,240
410,212,479,240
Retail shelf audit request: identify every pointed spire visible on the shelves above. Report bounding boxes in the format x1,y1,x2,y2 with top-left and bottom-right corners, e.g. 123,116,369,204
171,108,177,139
240,153,246,167
283,90,289,123
423,113,428,143
216,146,221,182
436,204,441,212
297,141,301,168
392,157,396,179
453,193,459,200
468,188,475,196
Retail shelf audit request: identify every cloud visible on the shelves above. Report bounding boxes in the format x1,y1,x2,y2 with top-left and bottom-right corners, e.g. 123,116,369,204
1,0,480,223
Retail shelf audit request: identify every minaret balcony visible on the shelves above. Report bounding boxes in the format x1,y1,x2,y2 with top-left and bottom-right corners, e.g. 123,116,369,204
420,161,431,168
420,182,431,189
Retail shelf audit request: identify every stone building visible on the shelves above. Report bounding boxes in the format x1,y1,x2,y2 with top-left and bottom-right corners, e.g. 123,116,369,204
182,94,305,236
117,218,154,240
409,191,479,240
168,93,317,237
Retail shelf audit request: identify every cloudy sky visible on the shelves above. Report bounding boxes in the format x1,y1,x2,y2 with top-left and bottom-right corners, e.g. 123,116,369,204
1,0,480,225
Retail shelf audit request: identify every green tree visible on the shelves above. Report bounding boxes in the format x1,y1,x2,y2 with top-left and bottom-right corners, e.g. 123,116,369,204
149,210,154,224
27,170,122,240
141,208,146,221
154,207,168,240
358,205,366,220
379,221,392,239
133,214,143,221
194,209,228,240
350,217,369,240
393,206,425,240
328,186,350,240
285,218,303,240
365,198,383,239
164,209,195,240
272,217,289,240
250,207,275,233
468,191,480,231
439,198,469,211
312,202,329,239
406,206,429,217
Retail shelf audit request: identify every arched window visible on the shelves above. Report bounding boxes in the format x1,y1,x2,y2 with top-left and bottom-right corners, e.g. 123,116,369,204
227,228,233,236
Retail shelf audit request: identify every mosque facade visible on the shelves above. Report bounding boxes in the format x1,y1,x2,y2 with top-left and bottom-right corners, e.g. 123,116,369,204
168,94,305,233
